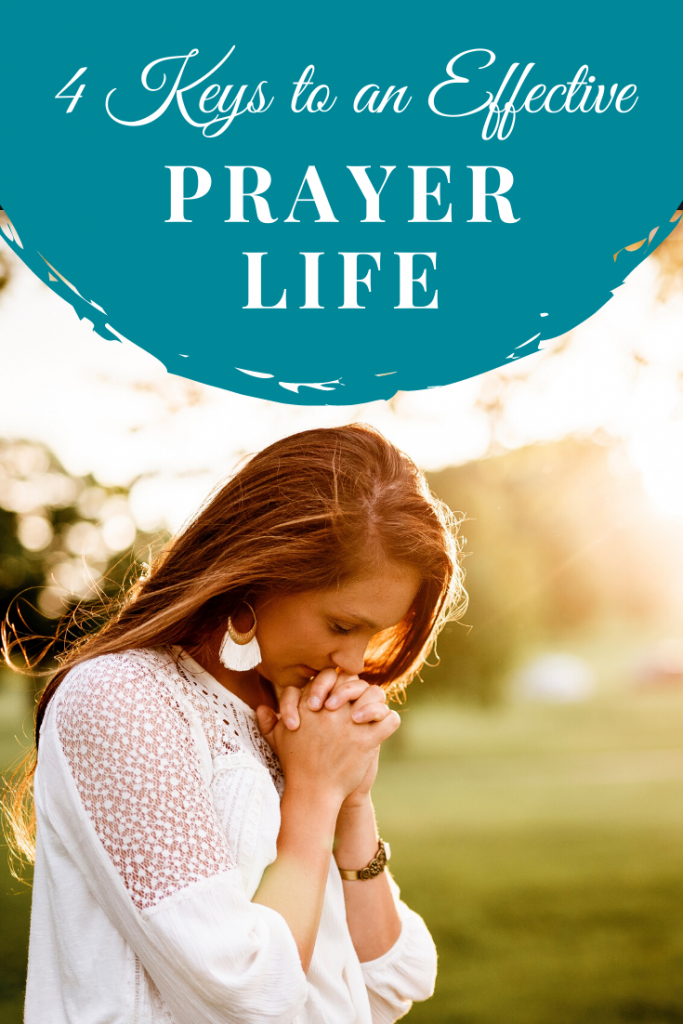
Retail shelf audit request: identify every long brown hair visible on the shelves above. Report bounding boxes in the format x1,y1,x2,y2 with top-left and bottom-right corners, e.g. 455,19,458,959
3,423,466,862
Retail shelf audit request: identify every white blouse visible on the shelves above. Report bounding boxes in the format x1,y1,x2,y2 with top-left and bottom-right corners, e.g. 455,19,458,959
25,646,437,1024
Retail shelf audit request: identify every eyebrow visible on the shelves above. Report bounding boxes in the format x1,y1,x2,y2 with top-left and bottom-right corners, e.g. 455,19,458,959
338,612,379,630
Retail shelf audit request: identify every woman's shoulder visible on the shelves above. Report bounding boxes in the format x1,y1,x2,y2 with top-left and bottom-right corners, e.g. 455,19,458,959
61,646,178,690
53,647,191,740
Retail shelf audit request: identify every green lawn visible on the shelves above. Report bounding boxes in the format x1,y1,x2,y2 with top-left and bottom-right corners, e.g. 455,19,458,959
375,696,683,1023
3,677,683,1023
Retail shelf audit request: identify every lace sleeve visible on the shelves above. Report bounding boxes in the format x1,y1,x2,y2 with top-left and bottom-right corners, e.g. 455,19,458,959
47,653,308,1024
55,652,231,910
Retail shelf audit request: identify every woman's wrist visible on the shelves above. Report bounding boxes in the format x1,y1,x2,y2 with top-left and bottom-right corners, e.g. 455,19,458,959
340,788,374,812
278,785,341,857
255,781,343,972
336,793,375,841
334,794,380,870
283,780,345,827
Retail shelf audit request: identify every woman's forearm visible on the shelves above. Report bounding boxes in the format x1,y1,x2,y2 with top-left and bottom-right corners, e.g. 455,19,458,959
252,783,341,972
333,796,402,962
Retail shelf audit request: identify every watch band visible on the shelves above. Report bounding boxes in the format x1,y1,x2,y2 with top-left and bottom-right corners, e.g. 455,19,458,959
338,838,391,881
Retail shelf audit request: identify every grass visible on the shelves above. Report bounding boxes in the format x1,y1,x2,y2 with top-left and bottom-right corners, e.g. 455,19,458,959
375,694,683,1023
3,675,683,1022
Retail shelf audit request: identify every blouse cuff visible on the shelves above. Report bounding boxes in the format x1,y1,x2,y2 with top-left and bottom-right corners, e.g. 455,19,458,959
360,897,436,983
360,889,437,1006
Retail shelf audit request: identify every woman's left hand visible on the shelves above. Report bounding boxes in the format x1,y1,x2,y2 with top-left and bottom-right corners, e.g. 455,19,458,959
337,683,398,804
257,673,397,806
277,669,391,731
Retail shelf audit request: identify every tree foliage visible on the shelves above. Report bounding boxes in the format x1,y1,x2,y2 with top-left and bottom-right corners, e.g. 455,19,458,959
423,436,683,703
0,440,164,675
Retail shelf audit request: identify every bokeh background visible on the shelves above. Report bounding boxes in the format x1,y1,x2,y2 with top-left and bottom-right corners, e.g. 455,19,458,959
2,211,683,1022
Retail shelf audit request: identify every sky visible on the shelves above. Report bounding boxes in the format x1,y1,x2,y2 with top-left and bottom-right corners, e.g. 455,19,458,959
1,234,683,533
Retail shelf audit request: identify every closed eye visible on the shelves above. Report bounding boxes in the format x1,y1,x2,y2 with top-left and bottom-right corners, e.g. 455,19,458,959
330,622,354,636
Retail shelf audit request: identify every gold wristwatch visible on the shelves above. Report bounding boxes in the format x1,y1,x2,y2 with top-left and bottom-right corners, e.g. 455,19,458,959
338,838,391,881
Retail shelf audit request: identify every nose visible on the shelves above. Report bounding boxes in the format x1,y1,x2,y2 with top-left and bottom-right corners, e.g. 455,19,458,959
331,638,367,678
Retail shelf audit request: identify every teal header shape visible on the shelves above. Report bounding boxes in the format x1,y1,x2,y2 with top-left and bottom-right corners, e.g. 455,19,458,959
1,1,682,404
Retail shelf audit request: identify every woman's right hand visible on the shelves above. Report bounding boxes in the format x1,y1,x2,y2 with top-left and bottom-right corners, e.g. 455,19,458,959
257,681,399,804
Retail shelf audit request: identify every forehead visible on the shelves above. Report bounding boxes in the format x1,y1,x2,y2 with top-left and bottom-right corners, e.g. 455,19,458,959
319,563,420,629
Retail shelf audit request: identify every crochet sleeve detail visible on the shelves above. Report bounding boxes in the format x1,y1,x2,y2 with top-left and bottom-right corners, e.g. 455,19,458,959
55,652,233,911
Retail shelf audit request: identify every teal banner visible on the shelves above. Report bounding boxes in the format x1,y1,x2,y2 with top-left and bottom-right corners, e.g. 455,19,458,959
1,2,681,404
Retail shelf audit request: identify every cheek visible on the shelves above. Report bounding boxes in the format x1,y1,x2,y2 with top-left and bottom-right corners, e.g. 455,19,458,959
260,617,329,665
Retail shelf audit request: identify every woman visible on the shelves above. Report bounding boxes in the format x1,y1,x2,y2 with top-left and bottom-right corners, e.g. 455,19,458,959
6,423,466,1024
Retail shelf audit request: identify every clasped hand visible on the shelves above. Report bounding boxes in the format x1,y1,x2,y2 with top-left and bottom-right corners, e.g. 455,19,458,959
256,669,400,805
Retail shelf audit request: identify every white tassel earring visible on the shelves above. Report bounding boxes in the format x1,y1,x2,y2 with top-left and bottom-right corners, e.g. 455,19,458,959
219,601,262,672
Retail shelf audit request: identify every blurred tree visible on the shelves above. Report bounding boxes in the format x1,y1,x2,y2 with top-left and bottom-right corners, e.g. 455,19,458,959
0,440,165,681
423,436,683,704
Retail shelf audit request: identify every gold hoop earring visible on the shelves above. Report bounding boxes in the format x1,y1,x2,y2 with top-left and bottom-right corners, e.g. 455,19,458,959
219,602,261,671
226,602,257,645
